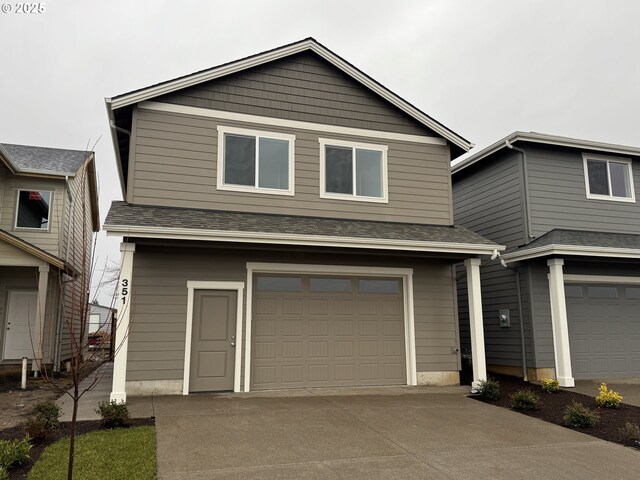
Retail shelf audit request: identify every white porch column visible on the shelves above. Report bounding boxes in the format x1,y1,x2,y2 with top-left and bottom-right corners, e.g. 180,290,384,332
32,264,50,373
465,258,487,391
547,258,574,387
111,243,135,403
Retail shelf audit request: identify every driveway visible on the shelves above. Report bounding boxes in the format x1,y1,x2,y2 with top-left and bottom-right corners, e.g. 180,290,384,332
128,386,640,480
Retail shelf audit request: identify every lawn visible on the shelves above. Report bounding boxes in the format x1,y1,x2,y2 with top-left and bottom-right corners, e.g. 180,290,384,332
28,426,156,480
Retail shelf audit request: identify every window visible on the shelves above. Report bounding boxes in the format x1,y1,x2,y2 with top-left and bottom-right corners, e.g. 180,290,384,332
16,190,51,230
309,278,352,293
358,279,400,294
256,276,302,292
320,138,388,202
583,154,635,202
217,126,295,195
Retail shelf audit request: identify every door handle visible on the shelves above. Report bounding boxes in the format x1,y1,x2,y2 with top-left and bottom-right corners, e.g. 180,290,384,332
230,342,236,347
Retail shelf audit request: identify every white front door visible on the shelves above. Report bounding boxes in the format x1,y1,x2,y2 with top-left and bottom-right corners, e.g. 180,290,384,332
3,290,38,360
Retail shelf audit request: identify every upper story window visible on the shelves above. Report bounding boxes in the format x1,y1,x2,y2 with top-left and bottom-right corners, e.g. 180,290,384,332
319,138,388,203
583,153,635,202
16,190,51,230
217,126,295,196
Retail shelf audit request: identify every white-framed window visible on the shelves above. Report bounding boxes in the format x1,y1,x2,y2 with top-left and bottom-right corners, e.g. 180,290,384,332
216,126,295,196
15,190,52,230
319,138,388,203
583,153,635,202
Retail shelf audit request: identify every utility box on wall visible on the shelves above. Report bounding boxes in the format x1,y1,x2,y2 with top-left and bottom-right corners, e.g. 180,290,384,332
499,309,510,328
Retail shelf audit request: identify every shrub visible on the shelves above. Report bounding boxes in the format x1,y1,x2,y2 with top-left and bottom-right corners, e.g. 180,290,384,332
619,421,640,445
0,466,8,480
510,389,540,410
0,436,31,470
563,401,599,428
595,383,623,408
540,378,560,393
96,401,130,428
476,378,500,400
26,400,60,442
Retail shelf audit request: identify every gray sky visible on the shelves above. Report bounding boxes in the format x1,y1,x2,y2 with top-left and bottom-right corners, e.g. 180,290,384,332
1,0,639,304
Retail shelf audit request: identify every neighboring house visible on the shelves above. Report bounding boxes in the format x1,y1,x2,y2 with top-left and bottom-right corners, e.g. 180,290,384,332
0,143,99,372
87,302,116,334
453,131,640,387
104,38,502,402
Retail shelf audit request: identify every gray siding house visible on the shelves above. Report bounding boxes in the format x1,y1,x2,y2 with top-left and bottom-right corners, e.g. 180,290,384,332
453,132,640,387
0,143,99,372
104,38,502,401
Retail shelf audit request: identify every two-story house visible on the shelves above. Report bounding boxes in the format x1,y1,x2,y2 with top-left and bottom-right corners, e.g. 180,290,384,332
0,143,99,373
453,131,640,387
104,38,502,401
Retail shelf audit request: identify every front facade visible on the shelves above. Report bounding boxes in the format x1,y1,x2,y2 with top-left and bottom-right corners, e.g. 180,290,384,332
105,39,501,401
453,132,640,386
0,143,99,371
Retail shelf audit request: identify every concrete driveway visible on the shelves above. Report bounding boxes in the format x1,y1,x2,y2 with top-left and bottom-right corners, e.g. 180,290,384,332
129,386,640,480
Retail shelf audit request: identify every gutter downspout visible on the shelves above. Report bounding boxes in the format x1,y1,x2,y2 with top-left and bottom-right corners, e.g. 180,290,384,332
505,140,534,240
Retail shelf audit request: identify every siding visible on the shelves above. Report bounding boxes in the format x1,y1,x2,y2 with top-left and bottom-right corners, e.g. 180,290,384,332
129,108,453,224
126,244,460,387
526,144,640,236
156,51,436,137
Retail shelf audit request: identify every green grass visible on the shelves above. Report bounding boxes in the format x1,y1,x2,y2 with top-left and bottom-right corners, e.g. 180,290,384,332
28,426,156,480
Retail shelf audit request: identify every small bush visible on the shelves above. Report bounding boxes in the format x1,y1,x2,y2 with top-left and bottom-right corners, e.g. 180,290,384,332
0,436,31,470
619,421,640,445
26,400,61,442
510,389,540,410
476,378,501,400
563,401,599,428
0,466,8,480
540,378,560,393
96,401,130,428
595,383,623,408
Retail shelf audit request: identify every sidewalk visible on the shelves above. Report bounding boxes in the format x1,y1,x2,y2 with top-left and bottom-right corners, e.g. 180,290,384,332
56,362,113,421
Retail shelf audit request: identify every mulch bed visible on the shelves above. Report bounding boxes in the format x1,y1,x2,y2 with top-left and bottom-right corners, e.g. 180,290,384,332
0,417,155,480
470,374,640,450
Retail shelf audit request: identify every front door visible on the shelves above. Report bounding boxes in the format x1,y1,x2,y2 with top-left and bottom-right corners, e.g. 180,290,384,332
3,290,38,360
189,290,237,392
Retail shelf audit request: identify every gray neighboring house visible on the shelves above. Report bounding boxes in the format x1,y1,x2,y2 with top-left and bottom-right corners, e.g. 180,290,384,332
453,131,640,387
104,38,502,401
0,143,99,371
87,302,116,334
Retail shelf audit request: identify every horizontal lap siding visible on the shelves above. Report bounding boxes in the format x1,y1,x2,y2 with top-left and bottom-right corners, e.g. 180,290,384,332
126,245,459,384
131,108,452,224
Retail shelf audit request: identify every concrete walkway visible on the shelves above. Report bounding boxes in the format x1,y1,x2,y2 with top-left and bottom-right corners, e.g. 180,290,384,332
56,362,112,421
128,386,640,480
571,378,640,407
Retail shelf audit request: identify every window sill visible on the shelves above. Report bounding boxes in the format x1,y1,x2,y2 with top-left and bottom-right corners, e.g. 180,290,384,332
217,184,295,196
585,194,636,203
320,192,389,204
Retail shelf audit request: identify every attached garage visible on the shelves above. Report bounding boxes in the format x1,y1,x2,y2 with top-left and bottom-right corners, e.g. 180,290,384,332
566,283,640,379
250,274,407,390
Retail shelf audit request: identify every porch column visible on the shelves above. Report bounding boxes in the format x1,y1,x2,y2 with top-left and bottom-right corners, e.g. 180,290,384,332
111,243,135,403
547,258,574,387
465,258,487,391
32,264,50,373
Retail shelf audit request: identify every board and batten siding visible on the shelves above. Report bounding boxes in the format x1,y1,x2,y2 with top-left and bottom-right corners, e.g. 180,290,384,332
155,51,436,138
126,245,460,388
526,145,640,236
128,107,453,225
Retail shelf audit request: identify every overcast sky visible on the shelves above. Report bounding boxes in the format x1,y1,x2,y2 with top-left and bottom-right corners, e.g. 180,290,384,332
1,0,639,304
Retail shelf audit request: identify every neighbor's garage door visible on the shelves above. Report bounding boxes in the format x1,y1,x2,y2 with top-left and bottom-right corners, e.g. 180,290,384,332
566,284,640,378
251,275,406,390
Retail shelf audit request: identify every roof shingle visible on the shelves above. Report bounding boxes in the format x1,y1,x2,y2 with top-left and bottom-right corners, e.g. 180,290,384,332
0,143,92,175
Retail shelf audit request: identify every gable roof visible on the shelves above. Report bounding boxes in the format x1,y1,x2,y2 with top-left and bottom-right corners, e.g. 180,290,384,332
0,143,93,176
0,228,75,274
452,131,640,175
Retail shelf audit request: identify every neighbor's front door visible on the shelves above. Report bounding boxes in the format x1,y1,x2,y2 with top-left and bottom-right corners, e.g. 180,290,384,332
3,290,38,360
189,290,237,392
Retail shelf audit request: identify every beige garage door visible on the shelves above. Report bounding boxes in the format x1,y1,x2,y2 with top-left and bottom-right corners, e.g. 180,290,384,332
251,275,406,390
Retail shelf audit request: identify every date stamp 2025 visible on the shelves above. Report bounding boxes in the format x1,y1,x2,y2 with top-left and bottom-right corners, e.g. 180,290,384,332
1,3,46,14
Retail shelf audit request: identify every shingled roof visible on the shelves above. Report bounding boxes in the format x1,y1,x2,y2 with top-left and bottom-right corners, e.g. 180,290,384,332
0,143,92,176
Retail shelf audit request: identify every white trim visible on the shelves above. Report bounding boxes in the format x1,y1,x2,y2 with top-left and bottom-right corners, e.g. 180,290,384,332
564,274,640,285
319,138,389,203
582,153,636,203
108,39,470,150
216,126,295,196
14,189,53,232
503,244,640,263
464,258,487,391
139,101,447,146
547,259,574,388
105,225,503,256
183,281,245,395
243,262,417,392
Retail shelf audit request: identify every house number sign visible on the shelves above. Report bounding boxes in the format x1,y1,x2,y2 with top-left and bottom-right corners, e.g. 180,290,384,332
121,279,129,304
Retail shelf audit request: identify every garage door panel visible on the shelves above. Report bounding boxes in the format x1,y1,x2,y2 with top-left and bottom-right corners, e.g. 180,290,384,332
283,299,304,314
309,341,329,357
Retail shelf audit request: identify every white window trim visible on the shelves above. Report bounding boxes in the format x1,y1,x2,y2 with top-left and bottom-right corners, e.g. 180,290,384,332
183,281,245,394
216,125,295,196
582,153,636,203
564,274,640,285
319,138,389,204
14,189,53,232
244,262,416,392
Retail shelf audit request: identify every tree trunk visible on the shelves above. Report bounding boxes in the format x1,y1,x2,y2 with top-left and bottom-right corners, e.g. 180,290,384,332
67,371,79,479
